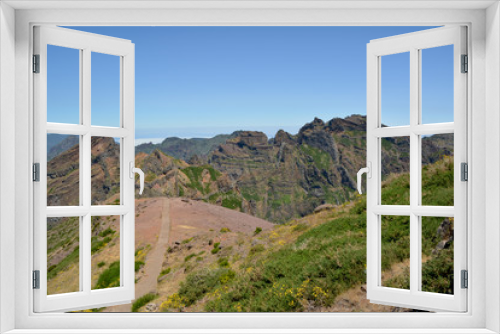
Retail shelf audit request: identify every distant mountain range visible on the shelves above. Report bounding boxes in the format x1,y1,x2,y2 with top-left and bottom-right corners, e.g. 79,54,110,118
47,134,79,161
135,133,239,162
47,115,453,223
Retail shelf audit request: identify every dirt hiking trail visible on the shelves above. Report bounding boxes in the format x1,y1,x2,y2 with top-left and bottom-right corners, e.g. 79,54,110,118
106,198,171,312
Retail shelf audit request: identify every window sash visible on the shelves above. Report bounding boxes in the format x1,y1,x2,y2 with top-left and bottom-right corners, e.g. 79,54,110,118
33,25,136,313
366,26,468,312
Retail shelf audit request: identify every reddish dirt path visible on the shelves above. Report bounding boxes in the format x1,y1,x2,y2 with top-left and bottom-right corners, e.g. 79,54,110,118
104,197,273,312
106,198,171,312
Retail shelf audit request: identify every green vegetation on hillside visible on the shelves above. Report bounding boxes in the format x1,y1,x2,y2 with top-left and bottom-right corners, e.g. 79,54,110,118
45,118,455,312
158,156,454,312
132,293,158,312
94,261,120,289
47,246,79,281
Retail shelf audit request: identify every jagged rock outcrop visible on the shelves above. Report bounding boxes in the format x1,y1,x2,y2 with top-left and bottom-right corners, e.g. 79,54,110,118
47,115,454,224
298,117,339,163
208,115,453,223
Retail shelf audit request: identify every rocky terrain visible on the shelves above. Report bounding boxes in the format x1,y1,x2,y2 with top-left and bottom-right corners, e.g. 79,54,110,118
206,115,452,222
45,114,455,313
48,115,453,223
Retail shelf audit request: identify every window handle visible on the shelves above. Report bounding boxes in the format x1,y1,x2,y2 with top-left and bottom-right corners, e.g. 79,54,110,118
129,162,145,195
357,162,371,195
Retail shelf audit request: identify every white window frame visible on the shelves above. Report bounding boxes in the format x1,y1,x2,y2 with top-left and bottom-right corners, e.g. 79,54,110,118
366,26,468,312
1,1,499,333
33,26,136,312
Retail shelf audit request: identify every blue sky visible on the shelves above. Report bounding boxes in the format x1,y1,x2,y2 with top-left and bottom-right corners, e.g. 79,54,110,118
48,26,453,140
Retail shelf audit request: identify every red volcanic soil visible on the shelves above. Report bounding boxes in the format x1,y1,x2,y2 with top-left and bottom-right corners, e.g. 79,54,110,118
134,198,164,248
105,197,274,312
168,197,274,244
134,197,274,249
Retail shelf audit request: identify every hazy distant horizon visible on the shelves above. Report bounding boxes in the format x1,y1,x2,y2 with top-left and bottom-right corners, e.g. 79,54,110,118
135,124,304,144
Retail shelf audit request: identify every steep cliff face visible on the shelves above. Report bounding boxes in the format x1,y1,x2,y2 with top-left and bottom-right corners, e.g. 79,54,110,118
208,115,453,223
208,118,362,222
136,149,246,210
47,115,453,224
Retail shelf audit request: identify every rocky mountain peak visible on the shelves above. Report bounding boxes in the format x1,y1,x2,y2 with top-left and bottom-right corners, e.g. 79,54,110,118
91,136,118,156
298,118,339,163
299,117,325,133
274,130,296,146
327,114,367,133
227,131,268,149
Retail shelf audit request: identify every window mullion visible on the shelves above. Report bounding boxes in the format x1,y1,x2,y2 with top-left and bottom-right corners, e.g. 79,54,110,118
409,47,420,294
81,48,92,294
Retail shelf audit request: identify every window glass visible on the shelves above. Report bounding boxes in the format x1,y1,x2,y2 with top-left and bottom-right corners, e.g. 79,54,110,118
381,52,410,127
47,45,80,124
47,217,80,295
47,134,80,206
381,136,410,205
421,45,454,124
381,215,410,290
422,134,454,206
91,137,121,205
92,216,121,290
421,216,454,295
91,52,121,127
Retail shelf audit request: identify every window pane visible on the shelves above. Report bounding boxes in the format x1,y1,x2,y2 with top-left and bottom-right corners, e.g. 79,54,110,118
381,215,410,290
421,216,454,295
47,217,80,295
47,134,80,206
91,137,121,205
92,216,121,290
381,136,410,205
91,52,121,127
381,52,410,127
47,45,80,124
421,134,454,206
421,45,454,124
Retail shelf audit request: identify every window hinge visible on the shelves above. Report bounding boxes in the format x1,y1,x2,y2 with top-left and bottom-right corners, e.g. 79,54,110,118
461,54,468,73
461,270,468,289
33,270,40,289
461,162,468,182
33,54,40,73
33,163,40,182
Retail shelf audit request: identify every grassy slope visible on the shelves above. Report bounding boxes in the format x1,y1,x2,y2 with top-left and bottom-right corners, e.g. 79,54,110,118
47,155,454,311
158,156,454,312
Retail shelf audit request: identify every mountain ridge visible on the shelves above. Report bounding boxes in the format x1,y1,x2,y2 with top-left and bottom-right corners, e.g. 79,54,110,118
47,114,453,224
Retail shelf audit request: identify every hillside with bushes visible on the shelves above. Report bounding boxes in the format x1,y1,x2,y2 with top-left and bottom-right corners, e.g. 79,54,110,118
45,115,455,312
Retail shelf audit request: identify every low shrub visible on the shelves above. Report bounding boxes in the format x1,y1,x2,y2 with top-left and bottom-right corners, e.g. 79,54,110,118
178,268,236,306
184,253,196,262
182,238,193,244
135,261,145,272
249,244,265,254
94,261,120,289
218,257,229,268
159,267,171,277
98,227,115,238
131,293,158,312
292,223,308,232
